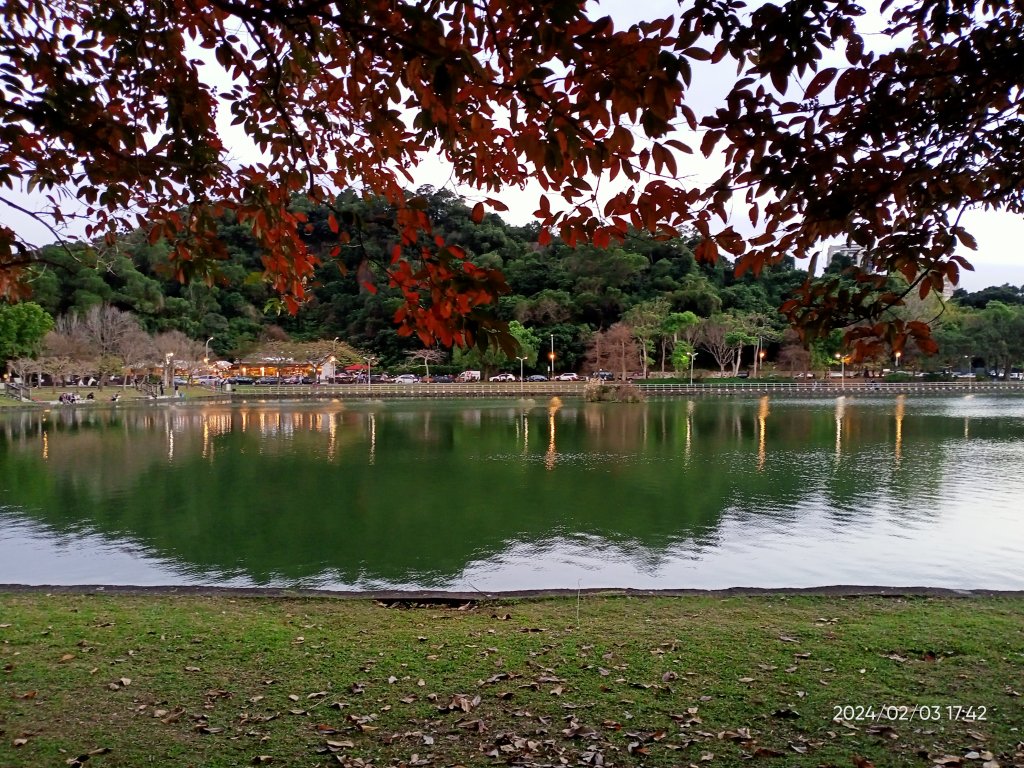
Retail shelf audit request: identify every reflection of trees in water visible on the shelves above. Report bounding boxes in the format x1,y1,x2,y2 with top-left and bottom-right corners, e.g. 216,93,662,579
2,399,1021,586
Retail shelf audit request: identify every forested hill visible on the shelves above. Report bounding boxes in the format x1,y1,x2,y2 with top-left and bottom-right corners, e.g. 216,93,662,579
24,188,808,369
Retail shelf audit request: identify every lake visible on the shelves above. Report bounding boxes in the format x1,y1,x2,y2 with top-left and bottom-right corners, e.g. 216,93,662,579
1,395,1023,591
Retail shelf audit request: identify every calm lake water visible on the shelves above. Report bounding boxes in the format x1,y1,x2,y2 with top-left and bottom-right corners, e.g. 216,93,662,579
1,395,1023,591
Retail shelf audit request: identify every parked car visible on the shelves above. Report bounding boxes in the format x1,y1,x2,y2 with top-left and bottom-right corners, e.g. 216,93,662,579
591,370,614,381
490,373,516,382
456,370,482,382
255,376,279,385
430,374,454,383
526,374,548,382
555,372,580,381
394,374,419,384
228,376,255,385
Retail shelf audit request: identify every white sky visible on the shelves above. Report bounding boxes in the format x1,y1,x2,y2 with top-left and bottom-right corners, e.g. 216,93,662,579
3,0,1022,293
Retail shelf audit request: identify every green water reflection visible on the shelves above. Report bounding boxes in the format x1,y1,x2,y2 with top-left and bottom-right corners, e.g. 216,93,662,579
2,396,1024,589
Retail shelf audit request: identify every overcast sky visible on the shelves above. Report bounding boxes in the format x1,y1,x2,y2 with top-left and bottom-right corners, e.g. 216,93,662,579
4,0,1022,292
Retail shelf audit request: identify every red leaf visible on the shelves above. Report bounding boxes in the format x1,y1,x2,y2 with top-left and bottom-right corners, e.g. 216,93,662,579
804,67,837,100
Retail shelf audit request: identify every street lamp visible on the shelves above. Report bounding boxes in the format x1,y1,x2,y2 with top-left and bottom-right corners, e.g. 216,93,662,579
689,351,699,386
835,352,845,389
516,355,528,390
759,349,766,378
895,350,902,369
204,336,213,364
549,334,555,379
365,356,377,394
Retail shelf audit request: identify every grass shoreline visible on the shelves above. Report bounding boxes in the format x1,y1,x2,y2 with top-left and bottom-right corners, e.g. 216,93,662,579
1,593,1021,767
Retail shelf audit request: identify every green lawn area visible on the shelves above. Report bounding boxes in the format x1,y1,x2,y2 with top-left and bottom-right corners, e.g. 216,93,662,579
1,385,220,407
1,593,1021,767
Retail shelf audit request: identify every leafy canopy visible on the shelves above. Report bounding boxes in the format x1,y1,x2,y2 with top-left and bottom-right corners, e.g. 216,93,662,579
2,0,1021,356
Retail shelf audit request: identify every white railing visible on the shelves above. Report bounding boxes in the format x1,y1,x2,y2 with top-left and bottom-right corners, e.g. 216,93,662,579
202,379,1024,401
634,381,1024,394
225,382,588,398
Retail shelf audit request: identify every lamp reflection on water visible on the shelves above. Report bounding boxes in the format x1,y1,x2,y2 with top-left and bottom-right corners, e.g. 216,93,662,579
895,395,905,466
834,395,845,461
368,411,377,465
684,398,695,463
757,395,770,472
328,410,337,462
545,397,562,471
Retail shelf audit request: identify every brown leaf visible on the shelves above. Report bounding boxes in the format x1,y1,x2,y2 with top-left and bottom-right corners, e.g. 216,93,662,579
160,708,185,724
13,737,29,747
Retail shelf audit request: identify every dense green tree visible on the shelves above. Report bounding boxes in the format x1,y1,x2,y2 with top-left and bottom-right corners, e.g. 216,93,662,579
0,301,53,365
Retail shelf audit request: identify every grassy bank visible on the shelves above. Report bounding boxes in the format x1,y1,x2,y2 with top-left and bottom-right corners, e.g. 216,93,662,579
1,593,1021,767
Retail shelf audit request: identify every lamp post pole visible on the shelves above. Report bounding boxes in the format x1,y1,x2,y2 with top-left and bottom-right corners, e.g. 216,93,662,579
759,349,766,378
204,336,213,364
549,334,555,379
366,356,376,394
516,356,527,392
895,351,902,370
835,352,845,390
689,351,698,387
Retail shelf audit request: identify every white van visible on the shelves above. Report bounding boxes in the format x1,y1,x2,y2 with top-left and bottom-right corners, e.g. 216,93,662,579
456,370,481,382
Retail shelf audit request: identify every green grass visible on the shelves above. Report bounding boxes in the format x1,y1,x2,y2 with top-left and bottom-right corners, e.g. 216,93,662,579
2,385,222,407
1,594,1021,767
